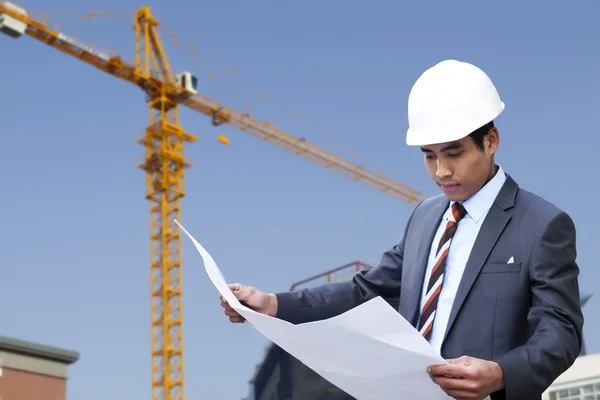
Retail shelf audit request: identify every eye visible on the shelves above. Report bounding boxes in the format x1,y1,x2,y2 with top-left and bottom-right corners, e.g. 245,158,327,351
425,154,435,160
447,152,462,158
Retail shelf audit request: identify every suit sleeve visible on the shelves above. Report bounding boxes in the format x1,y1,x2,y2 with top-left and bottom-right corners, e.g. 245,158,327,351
274,203,420,325
495,211,584,399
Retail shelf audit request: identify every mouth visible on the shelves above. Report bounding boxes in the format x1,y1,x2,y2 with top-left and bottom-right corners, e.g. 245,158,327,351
439,183,460,193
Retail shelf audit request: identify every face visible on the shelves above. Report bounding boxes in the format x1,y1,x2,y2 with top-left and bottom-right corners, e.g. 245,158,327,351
420,128,499,202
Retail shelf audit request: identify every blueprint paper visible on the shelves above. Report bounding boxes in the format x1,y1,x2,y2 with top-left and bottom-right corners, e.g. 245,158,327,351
176,220,475,399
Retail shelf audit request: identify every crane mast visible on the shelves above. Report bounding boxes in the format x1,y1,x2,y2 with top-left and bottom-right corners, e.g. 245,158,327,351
134,7,192,400
0,3,426,400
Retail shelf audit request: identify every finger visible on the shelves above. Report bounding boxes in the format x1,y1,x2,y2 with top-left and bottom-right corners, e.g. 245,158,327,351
221,299,234,312
440,363,470,379
224,308,239,317
220,295,236,311
229,315,245,323
443,390,474,400
445,390,481,400
430,376,474,400
434,378,483,400
427,364,451,377
223,306,240,316
431,376,475,391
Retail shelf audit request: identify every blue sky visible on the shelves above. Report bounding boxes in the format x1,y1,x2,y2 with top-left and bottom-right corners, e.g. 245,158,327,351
1,0,598,399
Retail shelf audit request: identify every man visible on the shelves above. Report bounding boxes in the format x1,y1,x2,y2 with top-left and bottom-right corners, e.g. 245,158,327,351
220,60,584,400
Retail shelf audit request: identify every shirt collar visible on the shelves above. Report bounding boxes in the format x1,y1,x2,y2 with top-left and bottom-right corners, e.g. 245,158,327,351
450,165,507,224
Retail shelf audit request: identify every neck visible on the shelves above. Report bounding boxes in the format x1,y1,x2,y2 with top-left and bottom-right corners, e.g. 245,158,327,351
484,163,499,185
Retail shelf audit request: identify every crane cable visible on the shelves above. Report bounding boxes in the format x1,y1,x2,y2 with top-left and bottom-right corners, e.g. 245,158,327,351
36,10,392,178
163,26,391,177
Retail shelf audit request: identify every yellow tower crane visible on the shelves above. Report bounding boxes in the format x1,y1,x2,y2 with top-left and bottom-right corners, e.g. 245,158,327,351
0,3,425,400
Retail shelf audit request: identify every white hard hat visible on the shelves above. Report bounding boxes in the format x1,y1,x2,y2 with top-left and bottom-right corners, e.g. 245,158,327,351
405,60,505,146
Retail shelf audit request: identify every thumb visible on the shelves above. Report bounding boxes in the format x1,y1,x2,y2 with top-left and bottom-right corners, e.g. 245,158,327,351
229,283,253,300
228,283,242,292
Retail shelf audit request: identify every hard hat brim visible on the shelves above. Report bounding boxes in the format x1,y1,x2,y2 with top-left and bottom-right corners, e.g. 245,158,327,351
405,102,505,146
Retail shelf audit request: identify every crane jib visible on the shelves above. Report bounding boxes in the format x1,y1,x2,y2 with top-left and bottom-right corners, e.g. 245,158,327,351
57,33,111,62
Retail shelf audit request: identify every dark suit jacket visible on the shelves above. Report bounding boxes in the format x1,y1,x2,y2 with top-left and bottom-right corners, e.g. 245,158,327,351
274,174,584,400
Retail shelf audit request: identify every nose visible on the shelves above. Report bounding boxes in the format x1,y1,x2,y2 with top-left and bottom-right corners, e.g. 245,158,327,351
436,159,452,179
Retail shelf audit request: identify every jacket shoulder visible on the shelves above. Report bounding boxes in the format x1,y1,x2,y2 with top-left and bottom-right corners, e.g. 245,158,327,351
514,187,570,222
405,193,446,222
415,193,447,211
511,186,577,243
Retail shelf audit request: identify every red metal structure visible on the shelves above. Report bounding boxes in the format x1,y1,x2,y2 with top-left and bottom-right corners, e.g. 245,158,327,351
289,261,373,292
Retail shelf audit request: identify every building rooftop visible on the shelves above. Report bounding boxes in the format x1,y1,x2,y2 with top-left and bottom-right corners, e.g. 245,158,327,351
0,336,80,365
549,353,600,386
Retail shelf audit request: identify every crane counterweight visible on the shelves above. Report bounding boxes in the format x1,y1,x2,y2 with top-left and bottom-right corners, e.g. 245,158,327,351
0,2,26,38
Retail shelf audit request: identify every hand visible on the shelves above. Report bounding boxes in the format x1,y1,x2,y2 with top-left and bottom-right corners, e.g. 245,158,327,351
220,283,278,323
427,356,504,400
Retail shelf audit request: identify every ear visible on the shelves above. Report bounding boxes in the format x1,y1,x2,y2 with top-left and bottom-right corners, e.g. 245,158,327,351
486,127,500,154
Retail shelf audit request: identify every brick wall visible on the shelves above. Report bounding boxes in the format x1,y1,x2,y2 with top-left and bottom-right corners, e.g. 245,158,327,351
0,367,66,400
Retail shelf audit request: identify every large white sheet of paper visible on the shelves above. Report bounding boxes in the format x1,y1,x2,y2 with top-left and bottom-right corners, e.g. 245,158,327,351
176,220,467,399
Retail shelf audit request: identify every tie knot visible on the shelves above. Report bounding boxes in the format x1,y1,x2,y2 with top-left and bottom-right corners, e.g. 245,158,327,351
451,202,467,223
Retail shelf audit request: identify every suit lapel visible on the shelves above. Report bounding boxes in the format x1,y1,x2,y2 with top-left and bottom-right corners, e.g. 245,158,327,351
442,175,519,343
401,198,447,327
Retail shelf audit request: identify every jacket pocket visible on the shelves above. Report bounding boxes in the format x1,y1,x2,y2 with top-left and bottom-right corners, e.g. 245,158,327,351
480,262,522,274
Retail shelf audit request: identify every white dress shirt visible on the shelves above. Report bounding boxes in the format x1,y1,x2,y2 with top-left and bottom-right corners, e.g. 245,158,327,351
418,165,507,354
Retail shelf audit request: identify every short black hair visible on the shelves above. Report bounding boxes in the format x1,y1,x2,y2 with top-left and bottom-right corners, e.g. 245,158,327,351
469,121,494,151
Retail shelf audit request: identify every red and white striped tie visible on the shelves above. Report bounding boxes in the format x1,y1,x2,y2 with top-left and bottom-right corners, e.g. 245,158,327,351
418,202,467,340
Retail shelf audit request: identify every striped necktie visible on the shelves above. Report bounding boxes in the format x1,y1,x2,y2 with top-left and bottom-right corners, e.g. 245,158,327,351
418,202,467,340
